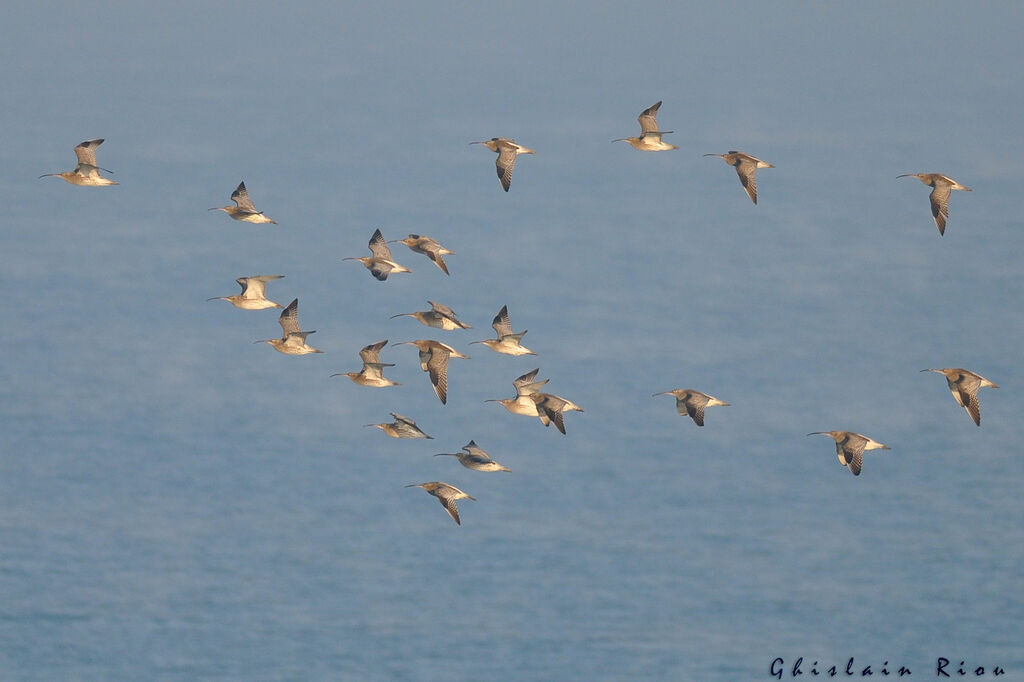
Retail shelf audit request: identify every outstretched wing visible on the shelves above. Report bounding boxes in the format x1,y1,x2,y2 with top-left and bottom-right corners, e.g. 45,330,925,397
495,145,518,192
231,182,259,212
929,184,952,235
359,339,388,364
427,348,451,404
491,305,513,338
278,298,300,335
74,139,104,168
368,229,394,259
685,398,706,427
637,101,662,134
734,158,759,204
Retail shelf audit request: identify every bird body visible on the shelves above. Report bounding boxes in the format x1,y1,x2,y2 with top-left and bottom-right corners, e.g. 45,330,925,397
344,228,411,280
365,413,431,439
897,173,971,235
393,339,469,404
471,137,535,191
435,440,511,472
486,368,550,416
331,340,400,387
471,305,535,356
390,235,455,275
255,298,322,355
209,182,276,223
208,275,284,310
807,431,890,476
40,139,117,186
391,301,471,330
654,389,730,427
406,482,475,525
704,151,774,204
921,368,998,426
613,101,678,151
530,392,583,434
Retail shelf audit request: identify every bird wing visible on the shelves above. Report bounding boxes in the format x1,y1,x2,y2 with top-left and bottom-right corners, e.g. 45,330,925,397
430,252,450,275
495,145,518,192
637,101,662,134
358,362,385,380
685,398,706,427
391,412,416,427
427,348,451,404
513,368,542,392
282,331,314,348
533,394,567,434
359,339,388,364
462,440,487,456
231,182,259,212
429,301,458,319
955,375,982,425
544,403,567,434
370,259,394,281
848,449,863,476
734,158,759,204
961,389,982,426
439,495,461,525
237,276,266,299
74,139,103,168
929,184,952,235
840,434,868,475
278,298,300,335
241,274,283,299
368,229,394,259
491,305,513,338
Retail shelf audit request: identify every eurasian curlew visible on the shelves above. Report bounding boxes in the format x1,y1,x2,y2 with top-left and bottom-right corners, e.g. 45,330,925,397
471,138,536,192
208,275,284,310
209,182,276,223
807,431,890,477
40,139,117,186
254,298,322,355
921,368,998,426
405,482,475,525
612,101,678,151
704,151,774,204
897,173,971,235
653,389,730,427
344,228,411,281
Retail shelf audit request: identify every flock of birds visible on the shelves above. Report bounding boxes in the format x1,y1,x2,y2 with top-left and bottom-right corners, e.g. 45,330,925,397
40,99,999,524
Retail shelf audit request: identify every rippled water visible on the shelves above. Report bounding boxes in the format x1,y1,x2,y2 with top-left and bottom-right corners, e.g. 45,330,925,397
1,4,1022,680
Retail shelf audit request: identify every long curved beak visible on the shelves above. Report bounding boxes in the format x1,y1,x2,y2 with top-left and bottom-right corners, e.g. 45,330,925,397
652,391,671,397
391,341,414,347
896,174,914,179
38,173,57,178
253,339,272,344
433,453,455,457
390,313,414,319
805,432,827,437
207,296,227,302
